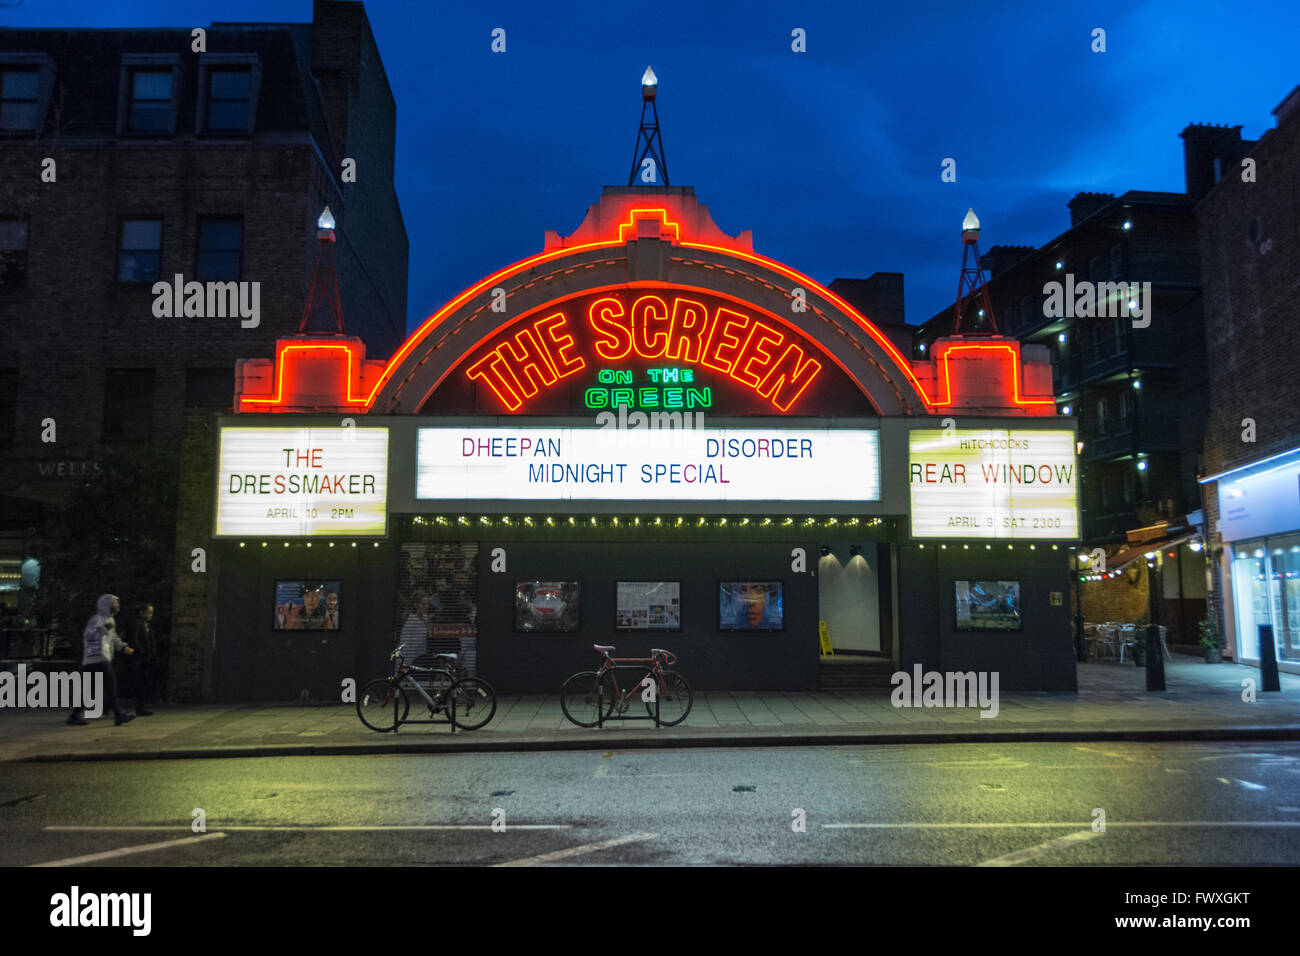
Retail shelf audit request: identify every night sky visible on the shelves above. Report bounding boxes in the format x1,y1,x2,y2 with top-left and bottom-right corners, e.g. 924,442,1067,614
8,0,1296,334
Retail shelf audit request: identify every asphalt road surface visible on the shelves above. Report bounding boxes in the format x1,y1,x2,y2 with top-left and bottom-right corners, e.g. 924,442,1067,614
3,741,1300,866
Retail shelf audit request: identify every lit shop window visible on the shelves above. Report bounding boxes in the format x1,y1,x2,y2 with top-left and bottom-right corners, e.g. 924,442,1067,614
196,218,242,281
118,219,162,283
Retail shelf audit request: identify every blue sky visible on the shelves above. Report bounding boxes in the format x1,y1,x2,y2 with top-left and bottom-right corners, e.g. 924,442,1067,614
8,0,1296,333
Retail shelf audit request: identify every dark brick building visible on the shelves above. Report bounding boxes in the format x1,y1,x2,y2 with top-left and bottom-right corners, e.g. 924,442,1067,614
1196,86,1300,671
914,126,1255,642
0,1,407,663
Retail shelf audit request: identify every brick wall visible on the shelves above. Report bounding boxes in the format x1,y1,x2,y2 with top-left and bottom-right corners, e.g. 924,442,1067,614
1080,569,1149,625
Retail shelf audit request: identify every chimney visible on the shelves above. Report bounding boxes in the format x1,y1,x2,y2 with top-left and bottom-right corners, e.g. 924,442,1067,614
1066,192,1115,226
1179,123,1253,200
829,272,905,326
311,0,368,164
1273,84,1300,127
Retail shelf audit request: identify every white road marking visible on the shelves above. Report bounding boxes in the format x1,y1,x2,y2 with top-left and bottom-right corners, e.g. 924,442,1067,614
976,829,1102,867
32,832,227,867
493,832,657,867
44,824,571,832
822,821,1300,828
1235,779,1267,790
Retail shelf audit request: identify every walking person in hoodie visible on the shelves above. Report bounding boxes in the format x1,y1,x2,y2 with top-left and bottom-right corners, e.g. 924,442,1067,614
67,593,135,726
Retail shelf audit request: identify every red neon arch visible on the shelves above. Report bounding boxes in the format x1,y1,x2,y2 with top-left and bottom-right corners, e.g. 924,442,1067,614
365,207,928,411
398,283,870,415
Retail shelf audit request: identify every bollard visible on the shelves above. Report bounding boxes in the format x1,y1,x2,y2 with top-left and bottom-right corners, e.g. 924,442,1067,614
1145,623,1165,691
1259,624,1281,693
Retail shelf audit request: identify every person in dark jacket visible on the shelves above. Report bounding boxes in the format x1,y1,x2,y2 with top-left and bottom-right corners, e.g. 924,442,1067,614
125,603,158,715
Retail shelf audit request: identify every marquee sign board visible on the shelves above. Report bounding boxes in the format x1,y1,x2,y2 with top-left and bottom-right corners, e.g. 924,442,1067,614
415,427,881,503
908,429,1079,539
214,427,389,536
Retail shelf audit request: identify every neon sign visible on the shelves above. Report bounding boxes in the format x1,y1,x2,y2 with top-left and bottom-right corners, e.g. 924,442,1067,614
583,367,713,410
464,292,822,413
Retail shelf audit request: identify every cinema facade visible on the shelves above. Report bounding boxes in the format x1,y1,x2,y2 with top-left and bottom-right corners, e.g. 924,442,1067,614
173,187,1082,702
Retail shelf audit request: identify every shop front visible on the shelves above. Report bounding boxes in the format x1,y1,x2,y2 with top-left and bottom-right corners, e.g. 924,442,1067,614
182,187,1081,701
1206,447,1300,671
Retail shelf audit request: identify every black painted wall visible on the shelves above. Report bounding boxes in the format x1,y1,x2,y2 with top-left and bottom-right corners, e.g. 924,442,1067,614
475,540,819,693
213,543,398,701
896,544,1076,691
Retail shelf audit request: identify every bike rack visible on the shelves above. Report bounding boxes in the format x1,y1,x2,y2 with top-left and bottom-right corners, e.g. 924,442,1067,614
393,674,456,734
596,663,661,729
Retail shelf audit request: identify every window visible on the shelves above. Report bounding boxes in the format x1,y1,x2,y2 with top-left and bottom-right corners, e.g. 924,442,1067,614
1109,243,1123,279
1096,396,1108,432
0,68,39,130
0,368,17,444
185,368,234,408
197,218,242,281
0,220,28,286
118,219,162,283
102,369,154,441
127,68,174,132
197,55,260,134
205,68,252,130
1123,469,1136,504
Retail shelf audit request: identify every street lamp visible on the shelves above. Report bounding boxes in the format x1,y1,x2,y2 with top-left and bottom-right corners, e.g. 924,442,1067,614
641,65,658,100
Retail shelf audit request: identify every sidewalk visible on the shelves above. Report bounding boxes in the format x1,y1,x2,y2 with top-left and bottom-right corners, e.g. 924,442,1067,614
3,656,1299,762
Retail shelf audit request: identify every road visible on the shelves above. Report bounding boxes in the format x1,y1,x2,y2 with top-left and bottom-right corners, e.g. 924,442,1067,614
3,741,1300,865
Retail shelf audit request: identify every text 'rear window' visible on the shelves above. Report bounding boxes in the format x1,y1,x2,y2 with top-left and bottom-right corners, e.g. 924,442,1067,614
118,219,162,283
197,218,242,281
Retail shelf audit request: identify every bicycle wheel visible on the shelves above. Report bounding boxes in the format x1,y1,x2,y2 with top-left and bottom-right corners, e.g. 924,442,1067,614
560,671,615,728
357,678,408,732
449,677,497,731
647,670,692,726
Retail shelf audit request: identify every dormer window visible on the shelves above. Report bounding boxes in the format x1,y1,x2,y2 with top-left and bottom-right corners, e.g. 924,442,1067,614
197,54,260,134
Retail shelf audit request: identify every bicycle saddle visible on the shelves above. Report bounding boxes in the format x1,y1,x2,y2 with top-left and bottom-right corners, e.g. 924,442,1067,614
593,644,615,652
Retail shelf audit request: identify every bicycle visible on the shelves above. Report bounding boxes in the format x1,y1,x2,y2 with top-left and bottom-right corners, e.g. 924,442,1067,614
357,644,497,732
559,645,692,728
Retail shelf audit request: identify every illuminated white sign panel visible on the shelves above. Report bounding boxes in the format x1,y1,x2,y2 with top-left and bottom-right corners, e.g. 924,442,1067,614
1215,451,1300,543
215,427,389,536
416,427,880,502
909,429,1078,539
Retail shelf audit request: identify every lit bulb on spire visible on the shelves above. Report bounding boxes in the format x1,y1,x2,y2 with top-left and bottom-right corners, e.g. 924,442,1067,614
642,65,657,87
318,206,336,231
962,208,979,231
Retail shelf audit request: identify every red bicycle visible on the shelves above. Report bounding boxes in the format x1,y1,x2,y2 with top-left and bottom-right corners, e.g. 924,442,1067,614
559,645,692,727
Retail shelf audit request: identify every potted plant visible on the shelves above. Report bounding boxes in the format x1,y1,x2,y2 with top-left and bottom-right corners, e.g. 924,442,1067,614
1198,620,1223,663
